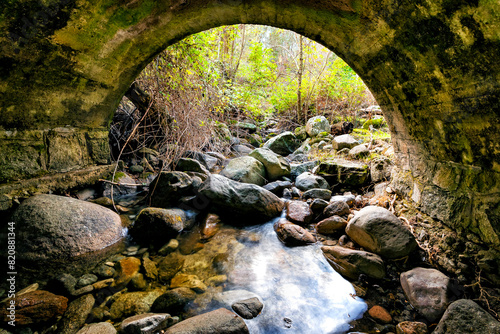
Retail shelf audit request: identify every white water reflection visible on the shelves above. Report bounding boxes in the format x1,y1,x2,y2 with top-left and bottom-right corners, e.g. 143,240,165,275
228,219,367,334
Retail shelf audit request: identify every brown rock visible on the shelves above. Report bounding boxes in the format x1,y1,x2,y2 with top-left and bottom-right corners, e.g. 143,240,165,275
58,294,95,334
316,216,347,234
286,200,313,224
274,218,316,246
142,256,158,280
158,253,185,283
114,257,141,287
322,245,385,279
165,308,249,334
368,305,392,324
201,213,221,240
396,321,428,334
323,200,350,217
0,290,68,325
170,274,207,293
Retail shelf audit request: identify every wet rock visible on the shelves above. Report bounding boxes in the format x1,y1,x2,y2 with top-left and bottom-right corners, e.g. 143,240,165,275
158,239,179,256
290,161,318,180
316,216,347,234
400,267,451,322
370,157,394,182
110,289,164,320
114,257,141,287
103,172,137,197
332,134,358,150
295,172,329,191
53,273,78,295
149,171,195,208
346,206,418,259
129,208,194,248
323,200,350,217
368,305,392,324
170,274,207,293
322,245,385,280
198,174,284,223
175,158,209,176
142,257,158,280
349,144,370,158
58,294,95,334
262,180,292,195
220,156,266,186
274,218,316,246
120,313,171,334
306,116,330,137
92,278,114,290
249,148,291,181
395,321,428,334
201,213,221,240
151,288,197,314
433,299,500,334
316,159,370,188
11,194,124,278
94,264,116,279
231,297,263,319
207,275,228,286
76,322,117,334
263,131,300,156
302,188,332,201
214,290,260,309
0,290,67,325
76,274,98,289
330,194,356,207
286,200,313,225
158,254,185,284
165,308,249,334
310,199,329,213
130,273,148,291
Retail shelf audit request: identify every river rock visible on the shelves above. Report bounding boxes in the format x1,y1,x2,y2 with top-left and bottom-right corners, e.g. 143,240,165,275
295,172,329,191
316,159,370,188
175,158,209,176
149,171,195,208
286,200,313,224
302,188,332,201
151,288,197,314
231,297,263,319
120,313,171,334
129,208,194,248
232,144,253,156
332,134,358,150
214,290,261,309
220,156,266,185
109,289,164,320
103,172,137,197
306,116,330,137
263,131,300,155
310,198,329,213
330,194,356,207
323,200,350,217
76,322,117,334
395,321,428,334
346,206,418,259
400,267,451,322
349,144,370,158
165,308,249,334
76,274,98,289
158,253,185,283
370,157,394,182
290,161,318,180
316,216,347,234
274,218,316,246
262,180,292,195
433,299,500,334
58,294,95,334
183,151,219,171
248,148,291,181
198,174,284,223
0,290,67,325
11,194,124,278
114,257,141,287
368,305,392,324
322,246,385,280
170,274,207,293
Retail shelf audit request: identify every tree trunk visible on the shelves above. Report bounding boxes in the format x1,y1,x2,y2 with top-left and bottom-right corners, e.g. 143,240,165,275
297,34,304,123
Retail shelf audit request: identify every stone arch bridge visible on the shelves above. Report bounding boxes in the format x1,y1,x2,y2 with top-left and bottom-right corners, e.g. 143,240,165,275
0,0,499,246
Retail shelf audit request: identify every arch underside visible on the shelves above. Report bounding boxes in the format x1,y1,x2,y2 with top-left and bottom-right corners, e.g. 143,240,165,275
0,0,498,245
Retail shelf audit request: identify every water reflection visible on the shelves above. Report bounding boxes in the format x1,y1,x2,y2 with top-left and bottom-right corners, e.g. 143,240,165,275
226,219,367,334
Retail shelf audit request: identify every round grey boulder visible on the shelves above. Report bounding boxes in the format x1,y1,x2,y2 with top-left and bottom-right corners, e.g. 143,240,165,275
295,172,329,191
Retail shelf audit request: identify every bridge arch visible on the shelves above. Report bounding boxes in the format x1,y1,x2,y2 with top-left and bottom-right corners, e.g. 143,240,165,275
0,0,499,246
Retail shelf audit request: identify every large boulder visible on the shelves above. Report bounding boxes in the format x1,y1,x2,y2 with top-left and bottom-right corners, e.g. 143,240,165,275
165,308,249,334
306,116,330,137
295,172,329,191
129,208,194,248
433,299,500,334
400,267,452,322
322,245,386,280
11,194,125,280
103,172,137,197
198,174,284,223
248,148,291,181
220,156,266,186
316,159,370,188
346,206,418,259
274,218,316,246
149,171,195,208
263,131,300,156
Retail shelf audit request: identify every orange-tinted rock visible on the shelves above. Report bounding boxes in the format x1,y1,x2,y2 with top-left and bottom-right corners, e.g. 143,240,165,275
316,215,347,234
0,290,67,325
201,213,221,240
396,321,428,334
114,257,141,286
274,218,316,246
368,305,392,324
286,201,313,225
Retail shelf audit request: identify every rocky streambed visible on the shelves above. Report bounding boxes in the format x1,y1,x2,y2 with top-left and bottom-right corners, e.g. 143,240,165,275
1,116,499,334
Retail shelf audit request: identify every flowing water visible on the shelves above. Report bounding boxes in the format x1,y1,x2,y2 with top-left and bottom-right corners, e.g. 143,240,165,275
210,216,367,334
